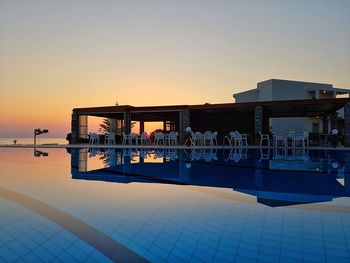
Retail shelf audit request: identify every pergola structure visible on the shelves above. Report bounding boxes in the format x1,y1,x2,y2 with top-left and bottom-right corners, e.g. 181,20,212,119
71,98,350,146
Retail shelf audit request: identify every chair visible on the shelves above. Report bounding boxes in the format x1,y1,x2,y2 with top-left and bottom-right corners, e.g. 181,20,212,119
89,133,100,144
104,132,115,145
139,133,150,145
122,132,130,145
229,131,242,147
168,131,178,146
259,131,270,146
191,132,203,146
287,131,295,146
203,131,214,146
293,131,309,147
128,133,139,145
154,132,165,145
212,132,218,145
235,131,248,146
272,131,287,147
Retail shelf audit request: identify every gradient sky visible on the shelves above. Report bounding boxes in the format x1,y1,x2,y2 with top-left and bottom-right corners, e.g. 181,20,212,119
1,0,350,137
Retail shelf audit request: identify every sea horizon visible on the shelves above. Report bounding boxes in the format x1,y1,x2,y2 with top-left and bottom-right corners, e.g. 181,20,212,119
0,137,67,145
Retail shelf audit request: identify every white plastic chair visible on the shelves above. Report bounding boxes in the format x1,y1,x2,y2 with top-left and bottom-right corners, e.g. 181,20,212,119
128,133,139,145
235,131,248,146
294,131,309,147
273,131,287,147
122,132,130,145
190,132,203,146
104,132,115,145
139,133,150,145
259,131,270,146
203,131,214,146
154,132,165,145
89,133,100,144
168,131,178,146
212,132,218,145
229,131,242,147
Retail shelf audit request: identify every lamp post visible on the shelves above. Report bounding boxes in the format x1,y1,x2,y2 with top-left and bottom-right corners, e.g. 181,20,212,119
34,128,49,145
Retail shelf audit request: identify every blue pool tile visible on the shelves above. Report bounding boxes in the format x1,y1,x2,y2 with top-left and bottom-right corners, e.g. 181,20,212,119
66,245,89,262
325,247,349,257
89,250,114,263
22,253,45,263
6,241,29,258
169,246,192,262
168,253,189,263
148,244,170,260
18,235,39,250
280,249,302,260
326,256,350,263
234,254,256,263
174,240,196,255
258,252,280,262
144,251,166,263
0,246,19,262
32,247,56,262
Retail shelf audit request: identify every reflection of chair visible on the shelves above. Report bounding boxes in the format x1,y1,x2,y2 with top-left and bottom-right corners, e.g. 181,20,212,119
166,149,178,161
104,132,115,145
258,131,270,146
224,148,242,163
154,149,165,158
89,133,100,144
203,149,217,162
88,148,99,157
190,149,203,161
259,148,270,161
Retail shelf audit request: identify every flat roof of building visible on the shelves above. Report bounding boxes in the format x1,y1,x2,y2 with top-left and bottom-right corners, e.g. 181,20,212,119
73,98,350,120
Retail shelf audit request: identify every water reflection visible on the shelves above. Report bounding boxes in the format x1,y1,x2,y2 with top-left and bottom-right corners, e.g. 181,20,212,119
34,148,49,157
71,148,350,207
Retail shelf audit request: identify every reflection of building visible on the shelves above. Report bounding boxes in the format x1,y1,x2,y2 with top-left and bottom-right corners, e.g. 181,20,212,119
70,149,350,207
233,79,350,133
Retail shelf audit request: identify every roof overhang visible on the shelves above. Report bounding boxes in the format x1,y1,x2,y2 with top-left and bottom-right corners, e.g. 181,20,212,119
72,98,350,119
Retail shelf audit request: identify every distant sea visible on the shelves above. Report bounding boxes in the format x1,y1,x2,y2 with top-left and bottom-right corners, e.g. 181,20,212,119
0,138,67,145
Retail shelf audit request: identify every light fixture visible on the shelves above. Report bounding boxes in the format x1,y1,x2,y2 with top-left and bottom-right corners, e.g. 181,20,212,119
34,128,49,145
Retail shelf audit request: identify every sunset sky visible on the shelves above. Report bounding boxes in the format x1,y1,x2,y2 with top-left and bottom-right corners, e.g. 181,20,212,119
1,0,350,137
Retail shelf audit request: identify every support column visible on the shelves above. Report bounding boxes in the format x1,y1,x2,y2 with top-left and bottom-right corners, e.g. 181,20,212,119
110,119,116,133
330,112,339,131
123,111,131,134
322,115,329,134
179,110,190,144
140,121,144,134
345,103,350,147
71,113,79,144
255,106,263,144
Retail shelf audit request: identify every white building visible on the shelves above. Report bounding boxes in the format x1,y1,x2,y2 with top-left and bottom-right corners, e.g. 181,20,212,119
233,79,350,133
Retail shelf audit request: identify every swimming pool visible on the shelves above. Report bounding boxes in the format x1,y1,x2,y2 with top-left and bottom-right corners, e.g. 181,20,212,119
0,147,349,262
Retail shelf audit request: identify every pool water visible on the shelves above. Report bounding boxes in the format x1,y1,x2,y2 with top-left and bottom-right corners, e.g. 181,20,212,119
0,147,349,262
